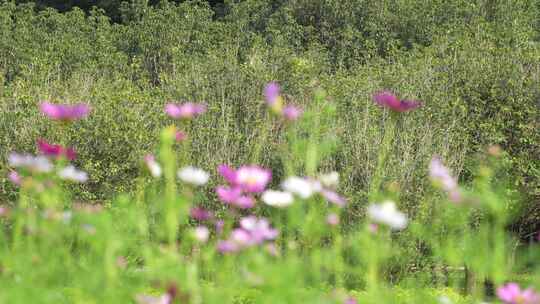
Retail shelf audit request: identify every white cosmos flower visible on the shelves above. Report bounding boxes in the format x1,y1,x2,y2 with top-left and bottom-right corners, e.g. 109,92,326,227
8,153,53,173
319,171,339,188
144,154,162,178
262,190,294,207
178,166,209,186
367,200,408,230
58,165,88,183
281,176,315,199
193,226,210,243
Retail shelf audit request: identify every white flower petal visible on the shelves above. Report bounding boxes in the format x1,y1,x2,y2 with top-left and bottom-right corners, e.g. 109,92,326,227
281,176,315,199
262,190,294,207
58,165,88,183
367,200,408,230
178,166,209,186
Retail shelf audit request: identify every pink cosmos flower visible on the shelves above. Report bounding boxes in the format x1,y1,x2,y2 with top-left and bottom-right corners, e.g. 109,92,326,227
282,105,303,121
429,157,457,191
217,240,240,254
215,220,224,235
321,189,347,207
0,206,9,217
8,171,21,186
239,216,279,244
497,283,540,304
218,216,278,254
217,164,238,185
165,102,206,119
135,294,171,304
37,139,76,160
215,186,255,209
369,223,379,234
326,213,340,226
190,207,213,221
344,297,358,304
175,130,187,142
372,91,421,112
429,156,463,203
235,166,272,193
264,82,281,105
40,102,90,121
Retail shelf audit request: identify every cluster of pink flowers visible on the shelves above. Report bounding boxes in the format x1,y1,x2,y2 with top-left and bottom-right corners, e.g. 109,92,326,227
40,102,91,121
217,216,278,254
372,91,421,112
497,283,540,304
429,156,462,203
8,101,90,186
165,102,206,119
264,82,302,121
215,164,272,209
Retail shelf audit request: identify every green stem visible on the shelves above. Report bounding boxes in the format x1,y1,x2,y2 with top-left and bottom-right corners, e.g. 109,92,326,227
369,115,396,202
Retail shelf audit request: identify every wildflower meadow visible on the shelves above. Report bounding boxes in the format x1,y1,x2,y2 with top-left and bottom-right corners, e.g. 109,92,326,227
1,1,539,303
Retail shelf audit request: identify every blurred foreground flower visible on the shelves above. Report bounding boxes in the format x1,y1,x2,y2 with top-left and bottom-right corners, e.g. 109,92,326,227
282,105,303,121
344,297,358,304
367,200,408,230
218,216,278,253
135,293,171,304
429,156,462,203
263,82,303,120
175,130,187,142
58,165,88,183
261,190,294,207
40,101,90,121
281,176,316,199
9,153,53,173
8,170,21,186
190,207,213,221
262,190,294,207
193,226,210,243
264,82,281,106
218,164,271,193
37,139,76,160
177,166,209,186
320,171,339,188
144,154,162,178
497,283,540,304
281,174,346,207
372,91,421,112
326,213,340,226
165,102,206,119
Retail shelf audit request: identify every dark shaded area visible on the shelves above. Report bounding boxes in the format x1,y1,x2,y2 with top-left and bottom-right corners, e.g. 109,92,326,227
14,0,225,22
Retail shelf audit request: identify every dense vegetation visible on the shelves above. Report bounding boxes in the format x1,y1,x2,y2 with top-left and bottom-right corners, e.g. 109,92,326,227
0,1,539,302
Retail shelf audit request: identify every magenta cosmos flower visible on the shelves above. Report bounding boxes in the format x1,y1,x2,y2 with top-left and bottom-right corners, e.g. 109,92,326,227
497,283,540,304
40,102,90,121
190,207,214,221
37,139,76,160
165,102,206,119
372,91,421,112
